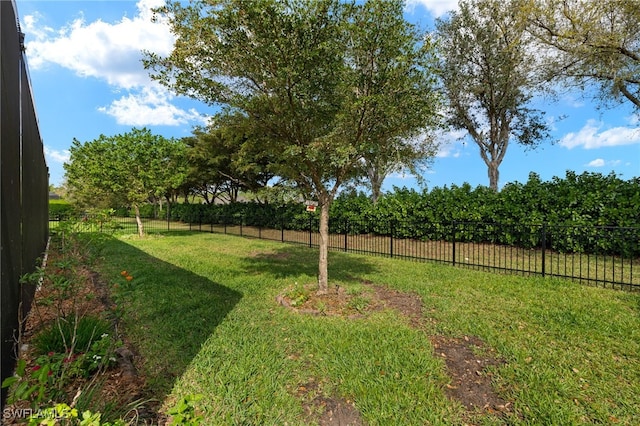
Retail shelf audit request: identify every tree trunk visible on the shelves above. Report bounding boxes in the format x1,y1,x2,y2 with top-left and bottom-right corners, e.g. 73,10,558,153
369,167,383,205
317,196,331,294
371,176,383,205
487,162,499,192
133,204,145,237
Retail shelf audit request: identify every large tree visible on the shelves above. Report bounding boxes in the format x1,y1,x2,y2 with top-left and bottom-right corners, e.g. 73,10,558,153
64,128,187,237
183,128,242,205
184,117,276,204
345,2,441,204
145,0,441,293
435,0,551,191
523,0,640,110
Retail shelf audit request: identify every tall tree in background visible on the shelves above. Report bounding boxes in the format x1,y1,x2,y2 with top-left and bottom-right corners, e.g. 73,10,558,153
184,127,243,204
362,134,437,204
345,2,441,204
144,0,441,293
435,0,551,191
184,117,276,204
64,128,186,237
523,0,640,110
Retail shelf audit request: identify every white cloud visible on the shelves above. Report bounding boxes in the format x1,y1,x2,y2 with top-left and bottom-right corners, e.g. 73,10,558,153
22,13,56,41
561,94,586,109
586,158,621,168
406,0,458,17
435,129,468,158
44,146,70,164
559,119,640,149
437,142,462,158
98,86,207,126
388,171,412,180
23,0,172,89
23,0,208,127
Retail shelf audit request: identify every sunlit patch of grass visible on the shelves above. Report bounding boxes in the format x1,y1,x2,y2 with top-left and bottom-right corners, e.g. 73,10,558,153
91,232,640,425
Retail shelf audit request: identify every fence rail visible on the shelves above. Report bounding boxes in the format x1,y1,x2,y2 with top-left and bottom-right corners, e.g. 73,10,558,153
50,213,640,291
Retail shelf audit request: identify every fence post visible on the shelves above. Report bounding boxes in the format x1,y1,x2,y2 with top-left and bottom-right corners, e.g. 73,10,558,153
390,220,394,258
167,202,170,231
309,215,312,248
344,219,348,252
541,223,547,277
452,220,456,266
281,216,285,242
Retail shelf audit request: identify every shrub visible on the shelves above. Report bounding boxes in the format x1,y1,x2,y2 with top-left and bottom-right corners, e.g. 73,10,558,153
49,199,76,219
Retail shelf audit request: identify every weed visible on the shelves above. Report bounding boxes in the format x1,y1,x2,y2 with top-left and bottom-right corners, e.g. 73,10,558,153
286,283,310,307
25,403,126,426
314,301,328,315
347,295,370,313
167,394,204,425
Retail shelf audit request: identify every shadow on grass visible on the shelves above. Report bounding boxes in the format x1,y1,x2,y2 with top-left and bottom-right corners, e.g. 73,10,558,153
143,229,382,285
96,235,242,403
240,243,380,283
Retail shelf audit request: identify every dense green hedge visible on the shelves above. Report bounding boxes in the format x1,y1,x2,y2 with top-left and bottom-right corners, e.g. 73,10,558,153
326,173,639,256
168,202,310,230
145,172,640,256
328,171,640,229
113,204,163,219
49,199,75,218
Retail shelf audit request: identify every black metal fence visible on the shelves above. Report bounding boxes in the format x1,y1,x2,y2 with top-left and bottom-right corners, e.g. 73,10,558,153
51,212,639,291
1,0,50,406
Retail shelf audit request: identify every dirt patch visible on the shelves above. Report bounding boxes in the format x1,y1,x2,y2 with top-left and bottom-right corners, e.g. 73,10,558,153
297,381,364,426
366,281,423,327
248,250,291,260
277,281,512,421
315,397,364,426
275,281,424,322
431,335,510,414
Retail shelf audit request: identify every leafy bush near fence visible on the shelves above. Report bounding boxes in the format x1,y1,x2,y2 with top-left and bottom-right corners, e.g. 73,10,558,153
168,202,311,230
328,172,640,254
49,199,76,219
153,171,640,256
114,203,163,219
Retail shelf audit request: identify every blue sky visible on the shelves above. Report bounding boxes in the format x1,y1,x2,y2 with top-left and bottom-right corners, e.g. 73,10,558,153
16,0,640,191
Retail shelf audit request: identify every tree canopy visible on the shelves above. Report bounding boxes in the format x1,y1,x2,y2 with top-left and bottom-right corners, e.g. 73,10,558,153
183,116,277,204
64,128,187,236
524,0,640,110
435,0,551,191
145,0,442,292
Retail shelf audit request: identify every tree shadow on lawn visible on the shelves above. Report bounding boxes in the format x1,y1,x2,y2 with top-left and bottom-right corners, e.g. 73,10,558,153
99,237,243,416
240,243,380,283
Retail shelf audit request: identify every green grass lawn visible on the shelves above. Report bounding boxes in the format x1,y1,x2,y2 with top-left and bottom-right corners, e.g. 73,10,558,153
91,231,639,425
